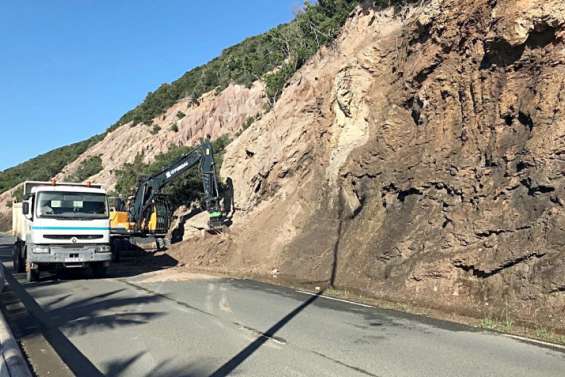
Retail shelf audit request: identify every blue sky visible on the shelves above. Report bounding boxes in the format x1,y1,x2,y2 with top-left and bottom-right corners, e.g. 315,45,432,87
0,0,299,171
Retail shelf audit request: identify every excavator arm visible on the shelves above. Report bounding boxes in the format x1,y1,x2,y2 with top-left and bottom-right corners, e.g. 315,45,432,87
128,139,223,234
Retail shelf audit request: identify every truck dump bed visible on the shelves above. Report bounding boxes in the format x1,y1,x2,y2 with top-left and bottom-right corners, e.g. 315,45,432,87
12,203,25,240
23,181,103,196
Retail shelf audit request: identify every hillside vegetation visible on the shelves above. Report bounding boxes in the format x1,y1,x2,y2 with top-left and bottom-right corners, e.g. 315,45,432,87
66,155,104,182
110,0,364,129
0,135,103,194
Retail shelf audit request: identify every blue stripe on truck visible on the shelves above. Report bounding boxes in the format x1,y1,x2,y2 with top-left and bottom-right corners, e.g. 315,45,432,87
31,226,111,231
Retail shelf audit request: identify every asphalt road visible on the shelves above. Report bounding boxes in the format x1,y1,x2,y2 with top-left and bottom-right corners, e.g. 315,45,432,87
0,235,563,377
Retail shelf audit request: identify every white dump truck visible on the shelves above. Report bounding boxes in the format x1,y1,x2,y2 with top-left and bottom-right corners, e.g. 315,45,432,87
12,181,112,281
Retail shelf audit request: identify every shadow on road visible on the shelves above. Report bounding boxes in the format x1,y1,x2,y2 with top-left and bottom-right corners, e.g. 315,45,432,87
42,288,164,337
1,267,108,376
103,352,211,377
209,290,324,377
1,238,324,377
109,249,179,279
0,241,181,377
0,279,213,377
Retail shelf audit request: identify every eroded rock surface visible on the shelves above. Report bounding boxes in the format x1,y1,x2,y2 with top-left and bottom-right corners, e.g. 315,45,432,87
171,0,565,331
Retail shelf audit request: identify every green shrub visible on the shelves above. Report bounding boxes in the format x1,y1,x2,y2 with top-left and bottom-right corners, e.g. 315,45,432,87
264,64,296,105
240,115,259,133
170,123,179,132
66,155,103,182
176,111,186,119
150,125,161,135
12,186,23,203
113,152,146,197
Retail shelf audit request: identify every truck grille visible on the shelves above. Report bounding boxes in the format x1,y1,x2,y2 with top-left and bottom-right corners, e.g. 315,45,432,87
43,234,103,240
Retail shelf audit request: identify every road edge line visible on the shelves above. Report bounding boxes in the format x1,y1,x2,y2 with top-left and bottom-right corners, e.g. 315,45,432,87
502,333,565,352
0,263,33,377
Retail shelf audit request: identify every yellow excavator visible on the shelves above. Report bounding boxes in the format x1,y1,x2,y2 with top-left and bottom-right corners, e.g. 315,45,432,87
109,140,225,258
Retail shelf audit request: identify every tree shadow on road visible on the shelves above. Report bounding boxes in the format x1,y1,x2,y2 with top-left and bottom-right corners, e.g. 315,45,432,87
1,241,330,376
0,265,168,377
108,250,179,279
103,352,214,377
1,269,108,376
40,288,165,337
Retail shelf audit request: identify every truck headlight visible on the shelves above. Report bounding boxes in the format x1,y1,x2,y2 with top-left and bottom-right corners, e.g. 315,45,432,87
95,245,111,253
33,246,50,254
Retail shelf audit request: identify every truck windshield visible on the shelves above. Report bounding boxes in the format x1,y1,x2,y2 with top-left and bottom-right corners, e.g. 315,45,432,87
36,192,108,219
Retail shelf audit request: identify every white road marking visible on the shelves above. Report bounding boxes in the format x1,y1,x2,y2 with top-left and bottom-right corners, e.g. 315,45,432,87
295,290,373,308
206,283,215,313
502,334,565,351
219,291,232,313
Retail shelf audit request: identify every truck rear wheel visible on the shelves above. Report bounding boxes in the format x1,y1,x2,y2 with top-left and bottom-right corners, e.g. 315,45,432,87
13,243,25,273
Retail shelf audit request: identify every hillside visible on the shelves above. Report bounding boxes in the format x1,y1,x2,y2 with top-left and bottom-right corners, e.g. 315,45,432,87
0,81,267,230
1,0,563,337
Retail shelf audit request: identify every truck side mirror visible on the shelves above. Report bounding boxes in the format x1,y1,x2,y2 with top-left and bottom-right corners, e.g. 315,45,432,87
22,202,29,215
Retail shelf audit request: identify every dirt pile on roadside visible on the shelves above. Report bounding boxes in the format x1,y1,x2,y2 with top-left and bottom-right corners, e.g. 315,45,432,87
170,0,565,331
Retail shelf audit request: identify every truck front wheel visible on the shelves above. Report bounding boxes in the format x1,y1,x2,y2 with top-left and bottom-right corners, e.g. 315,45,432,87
111,238,121,263
91,263,107,278
26,265,40,282
12,244,18,272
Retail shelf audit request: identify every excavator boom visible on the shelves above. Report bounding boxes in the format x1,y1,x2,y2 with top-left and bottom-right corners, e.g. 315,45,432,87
110,139,224,237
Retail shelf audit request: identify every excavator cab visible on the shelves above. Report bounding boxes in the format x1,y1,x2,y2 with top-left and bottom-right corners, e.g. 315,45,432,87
109,196,134,235
109,193,172,236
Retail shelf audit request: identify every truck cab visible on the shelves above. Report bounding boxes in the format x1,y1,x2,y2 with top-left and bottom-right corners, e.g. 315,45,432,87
12,181,112,281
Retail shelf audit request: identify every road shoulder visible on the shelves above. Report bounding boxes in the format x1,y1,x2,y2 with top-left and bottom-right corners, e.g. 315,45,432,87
0,263,33,377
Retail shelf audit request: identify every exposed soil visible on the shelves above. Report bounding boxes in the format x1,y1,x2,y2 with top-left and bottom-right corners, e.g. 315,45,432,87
135,268,220,284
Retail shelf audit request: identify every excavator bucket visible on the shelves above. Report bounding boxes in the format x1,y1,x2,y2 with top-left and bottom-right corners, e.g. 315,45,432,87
208,211,225,232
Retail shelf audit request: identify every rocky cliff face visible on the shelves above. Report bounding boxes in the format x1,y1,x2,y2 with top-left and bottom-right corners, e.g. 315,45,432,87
169,0,565,331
